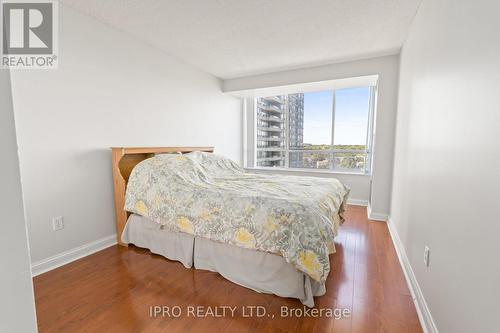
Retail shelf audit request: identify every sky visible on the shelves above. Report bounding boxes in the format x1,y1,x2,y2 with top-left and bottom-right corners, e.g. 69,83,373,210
302,87,370,145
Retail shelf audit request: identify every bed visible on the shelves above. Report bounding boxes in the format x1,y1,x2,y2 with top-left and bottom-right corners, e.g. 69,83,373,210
111,147,349,307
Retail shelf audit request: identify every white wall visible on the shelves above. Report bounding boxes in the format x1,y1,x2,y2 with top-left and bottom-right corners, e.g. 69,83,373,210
10,5,242,264
0,70,38,331
224,55,400,212
391,0,500,332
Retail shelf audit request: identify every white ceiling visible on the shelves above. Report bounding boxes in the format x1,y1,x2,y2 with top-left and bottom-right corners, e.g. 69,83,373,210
61,0,422,79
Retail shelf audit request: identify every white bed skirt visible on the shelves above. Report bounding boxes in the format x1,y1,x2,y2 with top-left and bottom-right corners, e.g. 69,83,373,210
121,214,325,307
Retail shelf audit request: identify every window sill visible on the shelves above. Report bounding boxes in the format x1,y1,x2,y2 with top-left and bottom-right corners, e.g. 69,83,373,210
245,167,372,177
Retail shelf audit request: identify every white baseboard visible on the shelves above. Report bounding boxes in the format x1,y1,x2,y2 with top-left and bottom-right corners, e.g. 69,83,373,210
31,234,117,277
367,203,388,221
347,198,368,206
387,218,438,333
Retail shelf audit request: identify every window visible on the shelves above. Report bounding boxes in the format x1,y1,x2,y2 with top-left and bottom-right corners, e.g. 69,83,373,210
254,86,375,174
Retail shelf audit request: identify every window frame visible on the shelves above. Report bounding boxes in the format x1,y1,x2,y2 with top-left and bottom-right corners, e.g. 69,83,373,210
253,85,376,175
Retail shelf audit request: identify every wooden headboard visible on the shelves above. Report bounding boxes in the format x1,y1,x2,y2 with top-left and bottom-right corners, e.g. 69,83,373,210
111,147,214,246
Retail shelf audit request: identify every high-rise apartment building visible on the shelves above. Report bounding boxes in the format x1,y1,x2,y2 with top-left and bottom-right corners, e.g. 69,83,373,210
256,94,304,167
256,96,286,167
287,94,304,167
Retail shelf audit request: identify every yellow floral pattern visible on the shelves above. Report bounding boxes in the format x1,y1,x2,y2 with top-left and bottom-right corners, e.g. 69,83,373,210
175,154,186,161
135,200,148,216
298,250,322,281
125,151,349,282
177,217,194,234
264,216,278,233
234,228,256,248
199,210,211,220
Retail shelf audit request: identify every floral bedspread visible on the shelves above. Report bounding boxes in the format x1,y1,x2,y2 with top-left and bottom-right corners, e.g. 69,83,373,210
124,151,349,282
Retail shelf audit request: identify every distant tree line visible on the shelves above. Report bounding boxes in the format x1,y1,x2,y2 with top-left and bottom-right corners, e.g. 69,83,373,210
297,144,366,170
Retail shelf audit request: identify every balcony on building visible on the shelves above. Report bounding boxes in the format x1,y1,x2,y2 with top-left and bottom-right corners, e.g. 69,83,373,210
262,96,284,104
258,103,283,114
257,114,284,123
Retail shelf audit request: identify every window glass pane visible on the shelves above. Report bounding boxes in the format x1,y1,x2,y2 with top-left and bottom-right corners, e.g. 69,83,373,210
289,151,332,169
333,87,370,171
333,152,366,172
333,87,370,149
254,86,373,173
289,91,333,169
301,91,333,149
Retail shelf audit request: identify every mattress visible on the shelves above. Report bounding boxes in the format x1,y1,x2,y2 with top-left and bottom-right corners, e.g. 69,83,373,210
121,214,325,307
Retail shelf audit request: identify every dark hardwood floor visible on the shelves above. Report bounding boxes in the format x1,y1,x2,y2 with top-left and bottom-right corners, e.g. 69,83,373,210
33,206,422,333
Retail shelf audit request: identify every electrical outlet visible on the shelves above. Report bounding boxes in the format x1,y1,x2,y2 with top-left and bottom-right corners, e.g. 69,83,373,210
52,216,64,231
424,246,430,267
